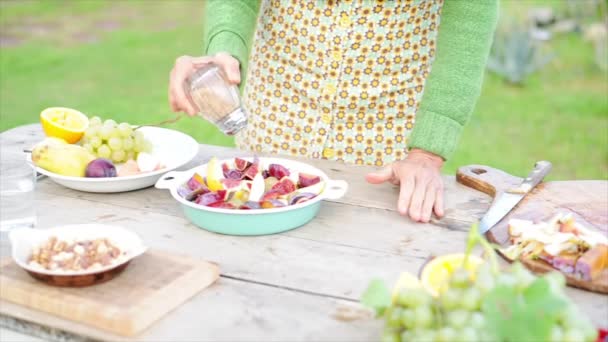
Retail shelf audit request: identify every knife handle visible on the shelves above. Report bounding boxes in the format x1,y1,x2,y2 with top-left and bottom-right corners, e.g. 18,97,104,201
514,161,552,193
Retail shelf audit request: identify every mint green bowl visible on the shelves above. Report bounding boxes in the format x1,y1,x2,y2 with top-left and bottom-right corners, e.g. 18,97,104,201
155,157,348,236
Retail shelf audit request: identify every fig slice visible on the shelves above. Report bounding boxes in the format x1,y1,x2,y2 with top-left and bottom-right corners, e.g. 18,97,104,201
207,201,235,209
187,173,206,191
298,173,321,188
268,163,290,179
243,162,260,180
221,162,231,178
225,170,243,180
221,178,242,189
270,178,296,195
235,157,252,172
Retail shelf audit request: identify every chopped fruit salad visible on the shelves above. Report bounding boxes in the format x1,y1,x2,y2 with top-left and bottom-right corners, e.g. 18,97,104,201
178,157,325,209
504,213,608,282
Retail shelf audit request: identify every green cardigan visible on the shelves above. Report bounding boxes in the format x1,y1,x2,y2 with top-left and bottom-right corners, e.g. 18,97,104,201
202,0,498,160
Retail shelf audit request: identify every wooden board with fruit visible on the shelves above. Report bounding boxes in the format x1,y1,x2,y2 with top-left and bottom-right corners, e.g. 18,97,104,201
456,165,608,294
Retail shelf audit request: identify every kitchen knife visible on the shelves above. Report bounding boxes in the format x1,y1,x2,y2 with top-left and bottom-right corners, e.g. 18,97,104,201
478,161,552,234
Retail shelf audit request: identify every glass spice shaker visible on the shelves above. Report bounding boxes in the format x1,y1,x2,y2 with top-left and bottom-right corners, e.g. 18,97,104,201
183,63,248,135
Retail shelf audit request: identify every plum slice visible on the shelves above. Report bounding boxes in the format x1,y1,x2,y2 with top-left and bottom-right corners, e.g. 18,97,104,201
261,199,287,209
268,163,290,179
289,192,317,205
240,201,262,210
298,173,321,188
195,190,227,206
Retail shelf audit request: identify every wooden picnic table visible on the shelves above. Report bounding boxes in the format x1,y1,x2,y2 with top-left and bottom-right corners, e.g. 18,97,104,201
0,124,606,341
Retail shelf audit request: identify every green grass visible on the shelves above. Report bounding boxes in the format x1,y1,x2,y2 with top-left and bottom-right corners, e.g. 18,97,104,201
1,0,606,180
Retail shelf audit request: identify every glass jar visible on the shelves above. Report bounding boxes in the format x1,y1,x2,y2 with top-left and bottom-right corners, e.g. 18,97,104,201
183,63,248,135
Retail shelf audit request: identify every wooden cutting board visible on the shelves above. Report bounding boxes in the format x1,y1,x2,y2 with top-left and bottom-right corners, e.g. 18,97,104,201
0,249,219,336
456,165,608,293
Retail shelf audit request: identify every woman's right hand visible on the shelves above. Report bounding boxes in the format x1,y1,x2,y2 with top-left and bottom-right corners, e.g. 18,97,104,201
168,53,241,116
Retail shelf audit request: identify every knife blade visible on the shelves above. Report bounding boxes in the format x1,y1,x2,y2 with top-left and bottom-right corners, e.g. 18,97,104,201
478,161,552,234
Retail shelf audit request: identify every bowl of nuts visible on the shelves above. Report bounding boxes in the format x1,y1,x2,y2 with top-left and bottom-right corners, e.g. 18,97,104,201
9,224,147,287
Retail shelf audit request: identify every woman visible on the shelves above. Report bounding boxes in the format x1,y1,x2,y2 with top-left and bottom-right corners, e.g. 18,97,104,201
168,0,498,223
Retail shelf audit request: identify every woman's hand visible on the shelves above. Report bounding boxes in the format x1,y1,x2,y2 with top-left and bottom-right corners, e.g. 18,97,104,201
365,149,445,223
168,53,241,116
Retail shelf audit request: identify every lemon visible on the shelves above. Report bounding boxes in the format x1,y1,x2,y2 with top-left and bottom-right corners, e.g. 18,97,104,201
420,254,484,297
206,157,224,192
40,107,89,144
391,272,422,303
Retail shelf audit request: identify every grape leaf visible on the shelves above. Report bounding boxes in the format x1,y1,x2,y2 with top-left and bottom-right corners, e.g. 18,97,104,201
483,277,569,342
360,278,391,316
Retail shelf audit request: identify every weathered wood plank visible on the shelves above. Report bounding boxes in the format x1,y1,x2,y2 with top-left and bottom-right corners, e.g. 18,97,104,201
21,191,426,300
1,277,380,342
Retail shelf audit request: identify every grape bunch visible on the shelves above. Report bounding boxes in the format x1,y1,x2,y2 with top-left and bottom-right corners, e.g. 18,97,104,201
382,262,597,342
81,117,151,164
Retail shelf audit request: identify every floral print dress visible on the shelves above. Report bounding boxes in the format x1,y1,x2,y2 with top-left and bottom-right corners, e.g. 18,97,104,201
236,0,444,166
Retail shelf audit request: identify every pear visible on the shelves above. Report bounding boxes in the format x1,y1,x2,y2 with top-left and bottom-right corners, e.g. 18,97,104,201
32,139,95,177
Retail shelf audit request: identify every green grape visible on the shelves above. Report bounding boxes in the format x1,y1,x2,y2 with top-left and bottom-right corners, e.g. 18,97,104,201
397,288,432,308
84,126,98,138
381,329,401,342
563,329,585,342
446,310,469,329
111,149,126,163
545,272,567,293
99,125,113,140
122,136,134,151
548,326,564,342
411,329,435,342
469,312,486,329
108,137,123,150
456,327,478,342
90,136,102,148
496,273,517,288
436,327,457,342
511,262,535,290
110,127,122,138
460,287,481,311
400,330,413,342
143,140,153,152
97,144,111,158
118,122,133,137
89,116,102,126
386,307,403,329
134,130,145,141
104,119,117,128
475,271,495,294
450,268,471,289
440,288,462,310
82,143,94,154
126,151,135,161
413,305,434,329
400,308,416,330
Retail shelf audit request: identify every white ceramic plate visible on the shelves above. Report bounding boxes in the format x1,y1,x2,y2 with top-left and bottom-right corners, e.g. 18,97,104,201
9,224,147,276
29,127,199,193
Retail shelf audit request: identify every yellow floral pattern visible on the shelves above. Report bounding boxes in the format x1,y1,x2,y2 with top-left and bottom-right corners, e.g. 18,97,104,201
236,0,444,166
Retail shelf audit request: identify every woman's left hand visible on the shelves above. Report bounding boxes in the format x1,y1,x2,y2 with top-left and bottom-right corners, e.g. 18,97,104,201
365,149,445,223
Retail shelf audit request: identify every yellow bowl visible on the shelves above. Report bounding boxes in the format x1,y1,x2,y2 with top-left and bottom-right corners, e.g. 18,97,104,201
40,107,89,144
